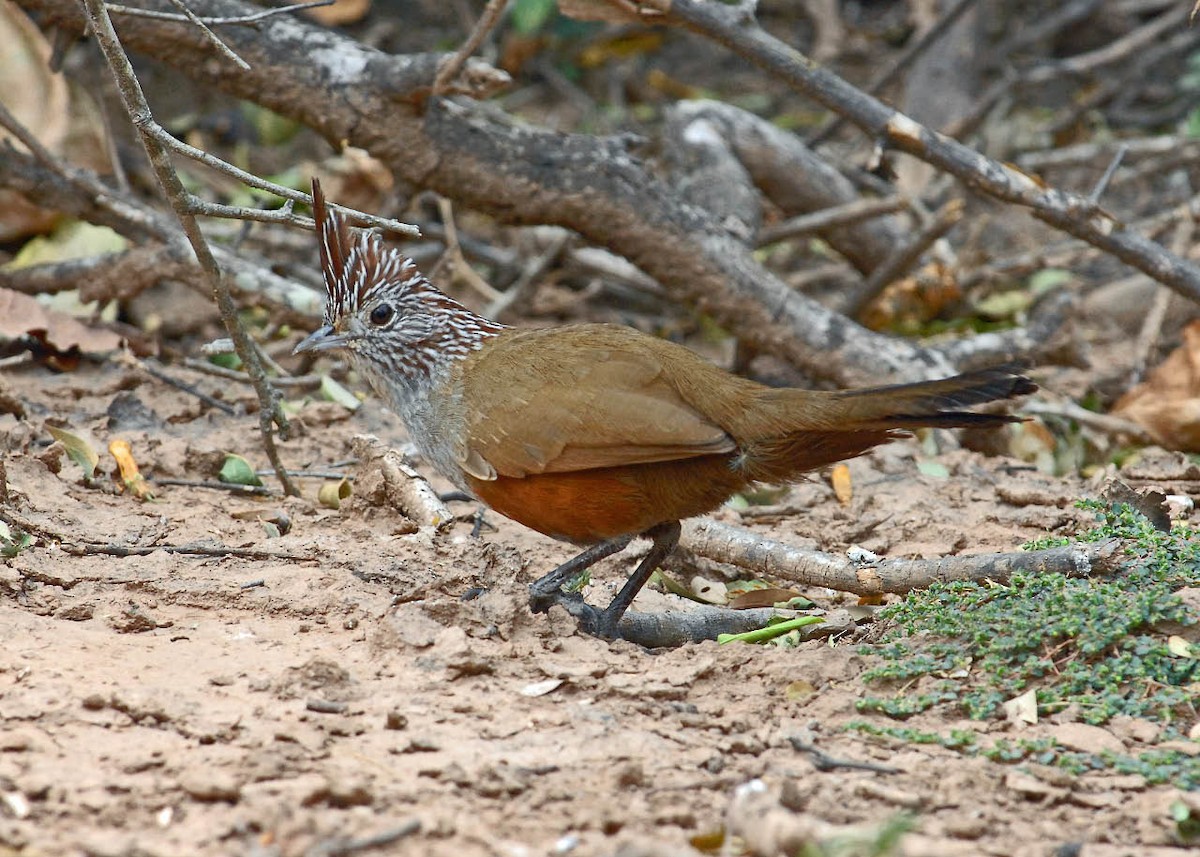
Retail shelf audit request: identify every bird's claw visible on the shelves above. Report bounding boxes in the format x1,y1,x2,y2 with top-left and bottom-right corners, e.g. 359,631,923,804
526,585,621,639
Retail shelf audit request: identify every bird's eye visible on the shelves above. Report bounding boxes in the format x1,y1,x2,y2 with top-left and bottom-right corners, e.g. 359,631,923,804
369,303,394,326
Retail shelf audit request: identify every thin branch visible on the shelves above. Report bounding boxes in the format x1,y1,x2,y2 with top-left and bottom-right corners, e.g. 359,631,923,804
432,0,509,95
841,197,963,319
1088,143,1128,204
138,359,241,415
680,520,1124,597
81,0,298,495
807,0,982,146
163,0,251,70
107,0,333,25
756,196,908,248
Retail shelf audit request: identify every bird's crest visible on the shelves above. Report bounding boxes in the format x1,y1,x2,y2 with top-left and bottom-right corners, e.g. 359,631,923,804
310,178,424,322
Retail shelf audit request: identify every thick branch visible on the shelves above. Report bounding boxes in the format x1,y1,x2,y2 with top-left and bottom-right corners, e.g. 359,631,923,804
14,0,988,384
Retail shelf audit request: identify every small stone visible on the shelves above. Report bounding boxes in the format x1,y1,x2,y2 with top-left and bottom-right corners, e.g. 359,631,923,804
385,711,408,731
1004,770,1066,801
324,775,373,807
56,603,94,622
1108,715,1159,745
942,812,987,840
179,769,241,803
0,728,38,752
615,761,645,788
1047,723,1125,756
82,694,107,711
208,675,236,687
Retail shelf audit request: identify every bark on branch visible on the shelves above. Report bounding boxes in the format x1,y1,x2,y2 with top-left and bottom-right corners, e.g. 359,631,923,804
14,0,1019,384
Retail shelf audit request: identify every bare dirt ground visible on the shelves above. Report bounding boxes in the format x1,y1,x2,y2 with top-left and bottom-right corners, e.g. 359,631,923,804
2,358,1197,857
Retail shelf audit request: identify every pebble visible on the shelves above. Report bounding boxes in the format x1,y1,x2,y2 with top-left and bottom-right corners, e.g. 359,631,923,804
179,769,241,803
1046,722,1125,756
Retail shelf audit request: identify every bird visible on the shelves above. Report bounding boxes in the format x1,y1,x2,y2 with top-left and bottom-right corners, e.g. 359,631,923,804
294,178,1036,639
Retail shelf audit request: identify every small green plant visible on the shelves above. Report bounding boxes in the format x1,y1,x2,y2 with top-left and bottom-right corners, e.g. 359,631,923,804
854,500,1200,788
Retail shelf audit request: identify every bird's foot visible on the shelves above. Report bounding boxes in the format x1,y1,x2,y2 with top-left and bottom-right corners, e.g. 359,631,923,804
526,585,621,639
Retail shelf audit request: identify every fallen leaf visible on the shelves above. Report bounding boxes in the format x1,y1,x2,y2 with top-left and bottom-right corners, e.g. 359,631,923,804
0,289,124,359
219,454,263,487
319,375,361,411
830,463,852,506
519,679,563,697
109,439,155,500
688,575,728,605
1003,688,1038,725
318,478,352,510
728,587,805,610
1113,320,1200,451
45,425,99,481
302,0,370,26
1169,636,1197,659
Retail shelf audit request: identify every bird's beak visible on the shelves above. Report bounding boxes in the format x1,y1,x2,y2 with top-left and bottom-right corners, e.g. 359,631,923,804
292,325,348,355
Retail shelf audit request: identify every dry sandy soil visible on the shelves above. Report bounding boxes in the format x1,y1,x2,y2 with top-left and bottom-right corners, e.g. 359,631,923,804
1,358,1197,857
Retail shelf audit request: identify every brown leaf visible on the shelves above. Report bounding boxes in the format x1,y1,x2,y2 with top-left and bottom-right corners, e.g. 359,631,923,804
109,439,155,501
728,588,804,610
1112,320,1200,451
0,289,124,358
830,463,852,506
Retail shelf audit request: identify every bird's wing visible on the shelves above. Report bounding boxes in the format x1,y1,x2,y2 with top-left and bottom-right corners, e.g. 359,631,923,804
458,329,734,480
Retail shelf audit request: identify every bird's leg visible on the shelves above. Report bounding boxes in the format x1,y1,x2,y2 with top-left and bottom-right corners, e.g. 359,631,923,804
528,534,634,615
588,521,681,639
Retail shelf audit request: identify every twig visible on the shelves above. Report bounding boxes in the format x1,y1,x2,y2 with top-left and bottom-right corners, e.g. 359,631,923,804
62,542,306,560
680,520,1124,596
756,196,908,248
81,0,299,495
1022,3,1190,85
1,244,195,301
1128,218,1195,386
576,603,849,648
303,819,421,857
163,0,251,71
434,197,503,301
842,198,963,319
107,0,334,25
486,230,570,320
787,736,900,774
1020,401,1153,444
151,478,277,496
433,0,509,95
352,436,452,528
191,345,297,385
807,0,982,145
139,360,240,416
1088,144,1128,204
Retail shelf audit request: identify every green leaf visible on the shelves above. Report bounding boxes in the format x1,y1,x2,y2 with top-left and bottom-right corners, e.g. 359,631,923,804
319,375,361,411
46,425,100,481
717,615,823,645
0,521,33,558
915,459,950,479
219,454,263,487
511,0,556,34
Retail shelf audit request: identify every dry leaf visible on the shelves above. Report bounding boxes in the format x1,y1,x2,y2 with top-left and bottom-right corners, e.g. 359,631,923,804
1112,320,1200,451
0,3,110,240
1003,688,1038,725
0,289,124,359
45,425,99,481
728,587,804,610
303,0,370,26
318,478,352,510
109,439,155,501
830,463,852,506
